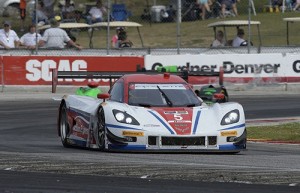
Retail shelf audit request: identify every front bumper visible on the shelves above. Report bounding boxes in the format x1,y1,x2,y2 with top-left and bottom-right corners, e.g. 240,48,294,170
106,128,247,153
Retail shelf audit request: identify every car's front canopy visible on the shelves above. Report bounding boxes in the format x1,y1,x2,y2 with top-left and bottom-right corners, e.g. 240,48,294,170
128,83,201,107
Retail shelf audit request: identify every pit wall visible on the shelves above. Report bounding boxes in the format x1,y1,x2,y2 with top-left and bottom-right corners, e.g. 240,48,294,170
1,53,300,86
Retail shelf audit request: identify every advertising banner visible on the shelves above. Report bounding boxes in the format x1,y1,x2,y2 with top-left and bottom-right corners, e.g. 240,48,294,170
145,54,291,84
1,56,144,85
284,53,300,82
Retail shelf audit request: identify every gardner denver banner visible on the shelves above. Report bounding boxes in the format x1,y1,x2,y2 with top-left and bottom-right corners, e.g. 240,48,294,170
1,56,144,85
145,54,300,84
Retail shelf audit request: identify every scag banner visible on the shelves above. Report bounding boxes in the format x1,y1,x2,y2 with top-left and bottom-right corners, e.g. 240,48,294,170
145,54,299,83
1,56,144,85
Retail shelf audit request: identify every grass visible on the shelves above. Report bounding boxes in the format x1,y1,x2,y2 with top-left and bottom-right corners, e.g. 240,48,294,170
248,122,300,143
2,0,300,48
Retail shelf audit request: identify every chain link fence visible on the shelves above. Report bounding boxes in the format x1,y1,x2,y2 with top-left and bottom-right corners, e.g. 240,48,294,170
1,0,300,54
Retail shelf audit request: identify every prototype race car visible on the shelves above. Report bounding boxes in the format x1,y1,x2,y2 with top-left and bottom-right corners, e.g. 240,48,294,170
195,85,229,105
57,73,246,153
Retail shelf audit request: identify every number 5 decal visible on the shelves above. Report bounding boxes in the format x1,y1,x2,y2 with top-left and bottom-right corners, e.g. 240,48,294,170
174,113,183,120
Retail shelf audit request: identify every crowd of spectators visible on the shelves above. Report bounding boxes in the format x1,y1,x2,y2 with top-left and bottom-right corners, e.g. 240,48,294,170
0,0,135,50
1,0,300,50
196,0,240,20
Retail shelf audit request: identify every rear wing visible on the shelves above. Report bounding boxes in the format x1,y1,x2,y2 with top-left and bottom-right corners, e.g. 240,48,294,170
52,66,224,93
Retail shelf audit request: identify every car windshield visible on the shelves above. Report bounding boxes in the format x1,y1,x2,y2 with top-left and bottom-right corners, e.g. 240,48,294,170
128,83,201,107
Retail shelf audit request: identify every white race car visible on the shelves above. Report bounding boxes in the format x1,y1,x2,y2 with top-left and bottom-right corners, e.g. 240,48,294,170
57,73,246,153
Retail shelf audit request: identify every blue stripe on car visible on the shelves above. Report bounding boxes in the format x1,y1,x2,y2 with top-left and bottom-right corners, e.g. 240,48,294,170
219,144,243,150
71,139,87,147
192,111,201,134
108,144,146,150
106,124,143,131
148,111,175,134
218,123,246,131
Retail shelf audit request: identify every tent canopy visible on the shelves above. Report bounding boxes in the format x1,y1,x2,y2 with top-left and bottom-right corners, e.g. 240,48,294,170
283,17,300,45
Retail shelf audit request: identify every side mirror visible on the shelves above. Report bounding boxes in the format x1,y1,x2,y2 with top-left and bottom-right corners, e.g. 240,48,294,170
213,93,225,100
97,93,110,101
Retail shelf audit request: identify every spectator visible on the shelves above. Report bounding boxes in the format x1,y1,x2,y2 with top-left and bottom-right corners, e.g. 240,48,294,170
111,27,124,48
211,0,222,18
160,9,169,22
43,0,57,18
232,28,245,47
38,17,82,49
141,8,150,21
272,0,282,8
211,30,225,47
160,8,173,22
60,0,81,22
20,25,42,49
20,0,26,32
61,0,75,19
118,31,133,48
33,1,49,25
285,0,293,10
86,0,107,25
221,0,239,17
0,21,20,49
166,5,176,22
294,0,300,11
197,0,212,20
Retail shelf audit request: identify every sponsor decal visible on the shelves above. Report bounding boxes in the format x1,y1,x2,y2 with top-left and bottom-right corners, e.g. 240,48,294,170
122,131,144,137
175,123,188,127
151,62,217,72
293,60,300,73
221,130,237,136
26,59,87,82
168,120,192,123
133,84,187,90
143,124,160,127
2,56,143,85
164,111,188,114
151,61,281,74
174,127,190,133
223,61,280,74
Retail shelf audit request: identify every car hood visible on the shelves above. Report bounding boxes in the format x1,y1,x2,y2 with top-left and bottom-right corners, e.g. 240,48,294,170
149,107,194,135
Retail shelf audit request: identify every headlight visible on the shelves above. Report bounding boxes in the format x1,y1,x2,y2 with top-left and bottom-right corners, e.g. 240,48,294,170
115,112,125,122
113,110,140,125
221,109,240,125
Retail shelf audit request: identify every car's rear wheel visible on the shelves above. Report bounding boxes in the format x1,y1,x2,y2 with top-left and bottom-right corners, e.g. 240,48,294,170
96,107,106,150
60,104,70,147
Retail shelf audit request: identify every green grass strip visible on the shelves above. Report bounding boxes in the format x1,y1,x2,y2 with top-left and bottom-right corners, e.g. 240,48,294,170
248,122,300,143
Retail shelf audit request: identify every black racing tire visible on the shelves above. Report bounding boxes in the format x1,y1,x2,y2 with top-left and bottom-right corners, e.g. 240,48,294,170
59,103,71,148
96,107,106,151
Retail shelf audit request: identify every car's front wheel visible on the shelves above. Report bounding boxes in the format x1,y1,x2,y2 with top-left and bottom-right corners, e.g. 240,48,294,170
96,107,106,150
59,103,70,147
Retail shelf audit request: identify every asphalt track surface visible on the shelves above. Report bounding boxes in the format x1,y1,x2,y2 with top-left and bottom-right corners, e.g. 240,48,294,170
0,93,299,193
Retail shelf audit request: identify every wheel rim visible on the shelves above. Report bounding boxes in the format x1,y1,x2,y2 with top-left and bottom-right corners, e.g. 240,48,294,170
97,108,106,149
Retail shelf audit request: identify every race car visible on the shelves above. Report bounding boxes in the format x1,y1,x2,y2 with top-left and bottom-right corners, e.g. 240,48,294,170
195,85,229,105
57,73,246,153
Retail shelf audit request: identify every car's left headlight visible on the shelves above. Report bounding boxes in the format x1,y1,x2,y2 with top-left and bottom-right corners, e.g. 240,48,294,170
221,109,240,125
113,109,140,125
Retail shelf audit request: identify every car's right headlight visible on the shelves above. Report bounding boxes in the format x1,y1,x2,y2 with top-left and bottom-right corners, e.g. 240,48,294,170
221,109,240,125
113,109,140,125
